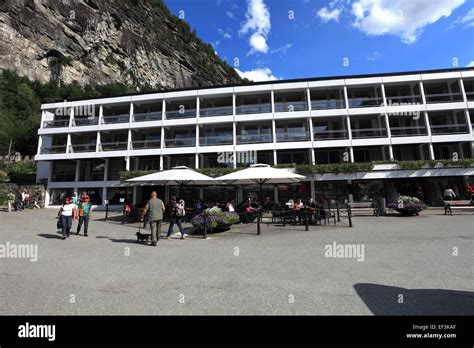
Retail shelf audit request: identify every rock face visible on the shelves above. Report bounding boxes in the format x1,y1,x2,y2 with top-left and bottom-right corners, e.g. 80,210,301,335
0,0,242,90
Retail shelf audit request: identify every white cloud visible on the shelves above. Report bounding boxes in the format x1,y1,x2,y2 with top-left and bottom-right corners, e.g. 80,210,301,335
239,0,271,55
235,67,279,81
226,11,234,18
351,0,465,44
270,43,293,55
317,7,341,22
218,28,232,39
467,61,474,67
366,51,381,61
449,7,474,29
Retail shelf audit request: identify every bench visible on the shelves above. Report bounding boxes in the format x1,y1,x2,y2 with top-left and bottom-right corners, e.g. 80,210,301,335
443,200,474,215
348,202,379,216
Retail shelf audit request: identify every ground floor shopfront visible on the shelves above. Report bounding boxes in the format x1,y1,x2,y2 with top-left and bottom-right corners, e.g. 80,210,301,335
46,173,474,208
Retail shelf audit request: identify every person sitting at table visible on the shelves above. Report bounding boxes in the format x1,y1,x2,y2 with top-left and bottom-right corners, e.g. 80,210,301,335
195,199,206,212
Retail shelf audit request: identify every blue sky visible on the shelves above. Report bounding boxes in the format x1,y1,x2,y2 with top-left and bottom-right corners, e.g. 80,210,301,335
163,0,474,81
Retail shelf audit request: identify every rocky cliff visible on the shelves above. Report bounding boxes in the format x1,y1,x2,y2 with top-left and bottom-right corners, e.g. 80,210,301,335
0,0,243,90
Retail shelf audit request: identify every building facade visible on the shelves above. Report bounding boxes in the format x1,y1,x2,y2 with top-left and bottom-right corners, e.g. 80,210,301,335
36,68,474,207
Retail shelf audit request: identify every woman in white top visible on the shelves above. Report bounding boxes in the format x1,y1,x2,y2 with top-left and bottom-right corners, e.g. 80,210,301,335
58,196,76,240
443,186,456,201
226,200,236,212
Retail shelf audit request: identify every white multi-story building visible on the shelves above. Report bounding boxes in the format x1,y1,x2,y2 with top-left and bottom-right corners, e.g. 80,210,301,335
36,67,474,207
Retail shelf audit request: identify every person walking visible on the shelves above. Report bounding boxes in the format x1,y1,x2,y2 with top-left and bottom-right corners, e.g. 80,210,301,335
443,186,456,201
14,191,22,211
7,191,15,213
164,195,186,240
72,192,78,206
33,192,41,209
58,196,75,240
142,191,165,246
76,195,92,237
23,191,30,209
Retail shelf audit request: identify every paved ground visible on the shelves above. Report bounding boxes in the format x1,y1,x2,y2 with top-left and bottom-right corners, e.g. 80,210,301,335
0,208,473,315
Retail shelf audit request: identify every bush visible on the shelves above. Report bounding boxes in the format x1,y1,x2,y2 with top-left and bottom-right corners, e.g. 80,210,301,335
191,206,240,231
0,170,9,183
5,161,36,183
388,196,427,216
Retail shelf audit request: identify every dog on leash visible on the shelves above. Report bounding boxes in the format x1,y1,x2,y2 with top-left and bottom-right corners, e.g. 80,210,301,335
136,232,152,244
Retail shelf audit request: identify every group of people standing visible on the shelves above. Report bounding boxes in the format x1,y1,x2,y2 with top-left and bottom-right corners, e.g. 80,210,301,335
142,192,187,246
6,190,40,212
57,192,92,240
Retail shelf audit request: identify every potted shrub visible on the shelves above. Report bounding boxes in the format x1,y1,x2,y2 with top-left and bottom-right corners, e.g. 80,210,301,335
191,206,240,233
388,196,427,216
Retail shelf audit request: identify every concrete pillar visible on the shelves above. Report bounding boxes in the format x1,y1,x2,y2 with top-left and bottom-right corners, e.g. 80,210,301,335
133,186,137,205
465,109,472,135
459,78,467,103
104,158,110,180
102,187,107,206
125,157,130,171
347,179,354,203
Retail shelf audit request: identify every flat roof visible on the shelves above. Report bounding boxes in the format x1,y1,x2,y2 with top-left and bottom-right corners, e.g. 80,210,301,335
49,66,474,103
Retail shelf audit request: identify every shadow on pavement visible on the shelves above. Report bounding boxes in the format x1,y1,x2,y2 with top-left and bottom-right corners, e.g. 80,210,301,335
37,233,63,239
354,283,474,315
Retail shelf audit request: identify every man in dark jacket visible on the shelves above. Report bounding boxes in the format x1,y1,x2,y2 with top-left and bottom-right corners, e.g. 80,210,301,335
142,191,165,246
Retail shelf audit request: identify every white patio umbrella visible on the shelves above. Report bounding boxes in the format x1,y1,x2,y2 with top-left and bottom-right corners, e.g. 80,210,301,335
215,163,306,187
127,166,215,185
215,163,306,235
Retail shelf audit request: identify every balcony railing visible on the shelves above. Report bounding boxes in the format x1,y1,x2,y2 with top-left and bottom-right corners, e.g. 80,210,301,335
424,92,463,103
385,95,423,104
43,119,69,128
236,104,272,115
311,99,345,110
430,124,468,135
165,109,196,119
274,101,308,112
130,140,161,149
69,143,97,153
389,126,427,137
200,106,233,117
101,114,130,124
351,128,387,138
165,137,196,147
133,112,162,122
313,129,349,140
236,134,272,144
275,132,310,142
100,141,129,151
348,96,383,108
199,135,233,146
41,145,67,154
72,117,99,126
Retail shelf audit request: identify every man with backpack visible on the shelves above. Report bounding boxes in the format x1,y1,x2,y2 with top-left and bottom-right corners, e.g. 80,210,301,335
164,195,186,240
